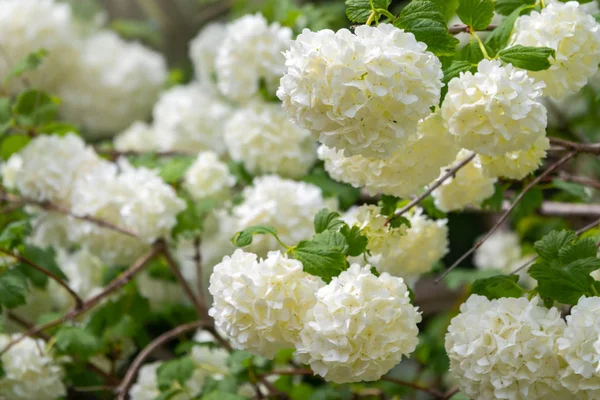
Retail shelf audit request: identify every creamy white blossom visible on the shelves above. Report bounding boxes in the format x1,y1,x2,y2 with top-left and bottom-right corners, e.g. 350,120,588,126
432,150,497,212
445,295,569,400
442,59,547,156
479,136,550,180
184,151,236,201
224,101,316,178
473,231,522,274
343,205,407,256
189,22,227,84
318,111,459,198
129,361,163,400
0,0,77,93
278,23,443,158
58,31,167,138
27,211,72,251
0,335,66,400
153,84,232,154
557,296,600,399
296,264,421,383
216,14,291,102
209,249,325,358
511,0,600,100
114,121,159,153
50,248,104,309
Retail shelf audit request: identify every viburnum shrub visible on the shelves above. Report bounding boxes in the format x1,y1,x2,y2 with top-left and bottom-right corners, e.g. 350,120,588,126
0,0,599,399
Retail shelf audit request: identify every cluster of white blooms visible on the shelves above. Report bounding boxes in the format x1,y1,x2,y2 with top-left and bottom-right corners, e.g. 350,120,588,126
318,111,459,198
511,0,600,100
226,175,332,256
278,23,443,158
442,60,547,156
153,84,233,154
0,335,66,400
343,205,406,255
473,231,522,274
0,0,77,93
209,249,325,358
445,295,569,400
215,14,291,102
557,296,600,398
189,22,226,84
113,122,158,153
58,31,167,138
479,136,550,180
129,361,164,400
432,150,497,212
50,248,104,309
184,151,236,201
224,101,316,178
296,264,421,383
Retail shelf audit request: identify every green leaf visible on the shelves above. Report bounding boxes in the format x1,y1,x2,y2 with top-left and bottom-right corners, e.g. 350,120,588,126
159,156,194,184
340,225,369,256
457,0,495,30
534,230,577,261
471,274,524,299
171,195,215,240
443,268,504,290
232,225,282,247
456,39,486,64
443,60,474,84
553,179,593,201
302,166,360,210
227,350,254,375
428,0,460,20
395,1,459,57
0,220,31,250
481,183,508,212
0,135,30,160
345,0,391,23
420,196,447,219
495,0,536,15
512,187,543,221
314,209,344,234
498,45,555,71
202,392,246,400
39,122,79,136
3,49,48,84
54,326,101,359
558,238,598,265
389,215,412,229
312,231,349,254
485,5,526,56
156,357,195,391
13,90,59,126
0,98,11,135
227,161,252,187
0,269,28,309
378,195,400,217
156,388,186,400
21,245,68,287
291,239,348,283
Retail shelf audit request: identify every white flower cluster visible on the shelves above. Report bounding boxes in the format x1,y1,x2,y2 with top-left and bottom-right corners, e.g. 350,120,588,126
216,14,291,102
318,111,459,198
189,22,226,84
224,100,316,178
445,295,569,400
479,136,550,180
0,0,77,93
0,335,66,400
58,31,167,138
50,248,104,309
511,0,600,100
432,150,497,212
209,249,325,358
442,60,547,156
184,151,236,201
113,122,158,153
278,23,443,158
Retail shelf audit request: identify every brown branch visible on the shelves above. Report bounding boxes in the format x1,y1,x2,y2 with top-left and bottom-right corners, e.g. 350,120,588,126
193,235,205,308
97,149,190,161
556,172,600,191
448,24,497,34
549,137,600,155
469,201,600,217
443,387,460,399
436,151,577,283
115,320,211,399
2,250,83,309
386,152,476,225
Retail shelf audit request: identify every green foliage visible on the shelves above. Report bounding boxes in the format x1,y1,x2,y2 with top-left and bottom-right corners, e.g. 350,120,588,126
512,187,543,221
534,230,578,260
110,19,163,48
232,225,283,247
159,156,195,184
485,5,530,56
54,326,102,359
171,195,216,240
481,183,508,212
340,225,369,256
420,196,447,219
291,237,348,283
3,49,48,85
456,0,495,31
443,60,476,84
302,166,361,210
553,179,593,201
0,220,31,251
498,45,555,71
314,208,344,234
0,269,28,309
13,89,60,127
157,357,195,391
443,268,503,290
471,274,525,299
394,1,459,56
0,98,11,135
19,245,68,288
345,0,392,23
495,0,536,15
0,135,30,161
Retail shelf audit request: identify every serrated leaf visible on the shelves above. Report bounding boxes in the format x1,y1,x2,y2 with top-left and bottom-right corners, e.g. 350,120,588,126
314,209,344,234
553,179,592,201
495,0,536,15
3,49,48,84
389,215,412,229
457,0,495,30
0,269,28,309
292,239,348,283
232,225,282,247
428,0,460,20
345,0,391,23
0,220,31,250
534,230,577,261
156,357,195,391
0,135,30,161
443,60,475,84
340,225,368,256
54,326,101,359
485,5,525,56
499,45,555,71
420,196,447,219
471,274,524,300
558,238,598,265
456,39,485,64
312,230,349,254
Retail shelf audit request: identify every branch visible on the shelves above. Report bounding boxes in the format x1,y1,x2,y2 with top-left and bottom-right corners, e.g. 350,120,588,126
97,149,190,161
193,235,205,309
448,24,497,34
468,201,600,217
549,137,600,155
386,152,476,225
436,151,577,283
115,320,211,399
556,172,600,191
1,250,83,308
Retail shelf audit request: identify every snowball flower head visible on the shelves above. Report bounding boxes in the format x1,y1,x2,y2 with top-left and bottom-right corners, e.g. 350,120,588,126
344,205,406,255
473,231,522,274
479,136,549,180
184,151,236,201
442,59,547,156
209,249,325,358
129,361,163,400
445,295,568,400
216,14,291,102
50,248,104,309
153,84,232,154
432,150,497,212
0,0,77,93
278,23,443,158
318,110,459,198
557,296,600,398
511,0,600,100
225,101,316,178
2,133,101,206
189,22,226,84
58,30,167,138
0,335,65,400
296,264,421,383
114,121,159,153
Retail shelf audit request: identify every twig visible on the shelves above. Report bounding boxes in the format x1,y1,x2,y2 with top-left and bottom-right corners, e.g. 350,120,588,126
2,250,83,309
436,151,577,283
386,152,476,225
549,138,600,155
469,201,600,217
556,172,600,191
115,320,211,399
193,235,205,308
97,149,189,160
443,387,460,399
448,24,497,34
